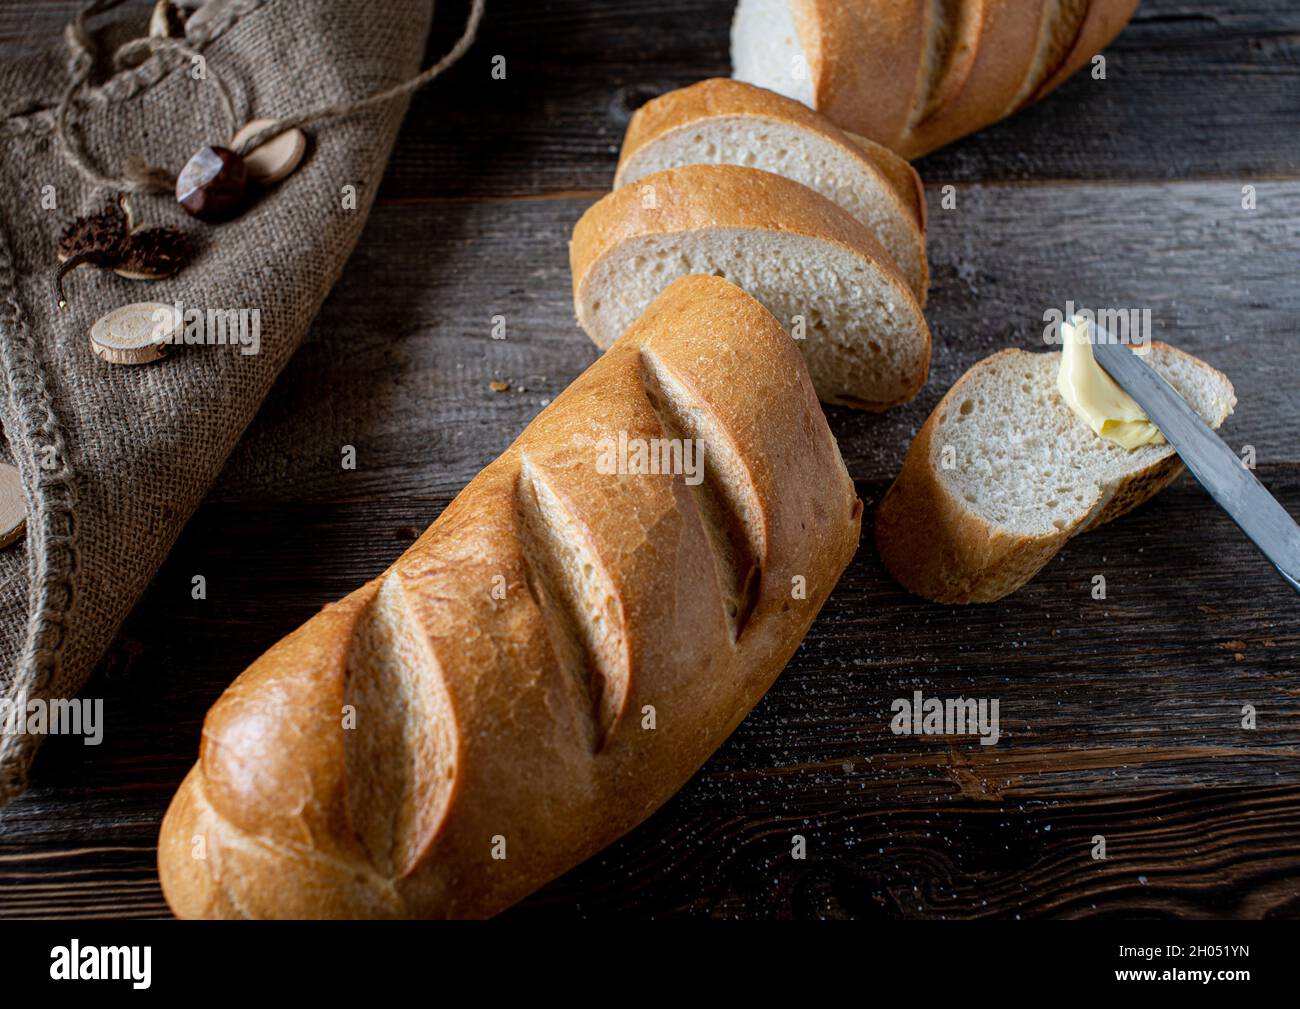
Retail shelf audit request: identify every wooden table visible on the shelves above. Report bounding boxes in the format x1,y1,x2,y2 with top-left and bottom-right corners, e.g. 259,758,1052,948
1,0,1297,919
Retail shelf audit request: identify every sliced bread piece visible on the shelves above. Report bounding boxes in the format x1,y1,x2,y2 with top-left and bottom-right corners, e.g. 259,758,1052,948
615,78,928,305
730,0,815,109
570,163,931,411
875,343,1236,603
844,133,927,233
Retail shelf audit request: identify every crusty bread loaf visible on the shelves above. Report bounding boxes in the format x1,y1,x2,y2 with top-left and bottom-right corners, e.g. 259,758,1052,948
875,342,1236,604
614,78,928,304
731,0,1140,159
159,275,862,919
570,163,931,411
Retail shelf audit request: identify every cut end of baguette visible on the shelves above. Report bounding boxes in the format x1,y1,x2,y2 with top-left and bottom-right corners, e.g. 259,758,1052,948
570,164,931,411
875,342,1236,603
731,0,815,110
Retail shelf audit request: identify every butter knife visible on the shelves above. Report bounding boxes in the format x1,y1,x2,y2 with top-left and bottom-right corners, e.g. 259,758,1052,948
1089,326,1300,593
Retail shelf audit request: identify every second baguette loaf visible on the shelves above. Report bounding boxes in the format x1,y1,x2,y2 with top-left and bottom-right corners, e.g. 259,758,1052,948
731,0,1140,159
159,275,862,918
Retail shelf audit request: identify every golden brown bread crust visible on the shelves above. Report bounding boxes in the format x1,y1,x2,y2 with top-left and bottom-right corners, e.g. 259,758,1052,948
902,0,1048,158
912,0,983,128
845,133,928,234
159,276,862,918
793,0,929,151
613,78,928,302
874,345,1235,604
1010,0,1091,114
768,0,1138,159
614,78,926,236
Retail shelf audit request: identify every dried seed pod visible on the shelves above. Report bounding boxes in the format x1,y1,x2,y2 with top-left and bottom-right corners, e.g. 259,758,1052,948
176,146,248,221
55,199,130,258
52,195,191,307
114,227,191,280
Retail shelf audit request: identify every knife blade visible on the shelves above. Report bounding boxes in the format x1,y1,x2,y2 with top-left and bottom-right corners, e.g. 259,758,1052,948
1088,324,1300,593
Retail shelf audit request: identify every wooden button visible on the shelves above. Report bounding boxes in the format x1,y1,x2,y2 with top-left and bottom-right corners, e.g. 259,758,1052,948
0,463,26,549
231,118,307,184
90,301,181,365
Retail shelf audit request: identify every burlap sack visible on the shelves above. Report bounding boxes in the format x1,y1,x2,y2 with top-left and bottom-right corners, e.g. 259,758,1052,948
0,0,433,803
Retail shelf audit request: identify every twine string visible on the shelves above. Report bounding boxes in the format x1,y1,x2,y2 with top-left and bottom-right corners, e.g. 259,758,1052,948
55,0,486,195
235,0,486,158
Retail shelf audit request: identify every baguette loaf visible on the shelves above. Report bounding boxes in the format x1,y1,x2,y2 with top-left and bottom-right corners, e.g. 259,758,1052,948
570,163,931,411
731,0,1140,159
875,342,1236,604
159,275,862,918
614,78,928,305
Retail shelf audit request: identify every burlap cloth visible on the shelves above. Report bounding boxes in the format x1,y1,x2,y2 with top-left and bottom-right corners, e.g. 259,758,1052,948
0,0,433,804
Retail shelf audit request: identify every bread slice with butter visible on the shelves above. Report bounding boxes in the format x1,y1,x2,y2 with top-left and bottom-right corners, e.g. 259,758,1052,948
875,337,1236,603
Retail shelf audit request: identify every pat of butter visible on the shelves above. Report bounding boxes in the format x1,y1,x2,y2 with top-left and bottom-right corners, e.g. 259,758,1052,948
1057,319,1165,450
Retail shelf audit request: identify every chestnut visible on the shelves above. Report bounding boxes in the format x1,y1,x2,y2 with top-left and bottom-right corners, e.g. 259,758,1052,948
176,146,248,222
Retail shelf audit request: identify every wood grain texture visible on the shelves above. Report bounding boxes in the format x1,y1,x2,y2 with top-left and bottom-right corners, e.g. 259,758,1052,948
1,0,1299,919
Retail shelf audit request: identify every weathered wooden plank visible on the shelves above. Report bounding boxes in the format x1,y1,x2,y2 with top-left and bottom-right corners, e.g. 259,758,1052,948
6,783,1300,919
518,785,1300,918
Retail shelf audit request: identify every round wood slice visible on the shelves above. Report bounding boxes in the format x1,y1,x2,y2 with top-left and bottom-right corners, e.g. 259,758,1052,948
231,118,307,184
90,301,180,365
0,462,26,549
